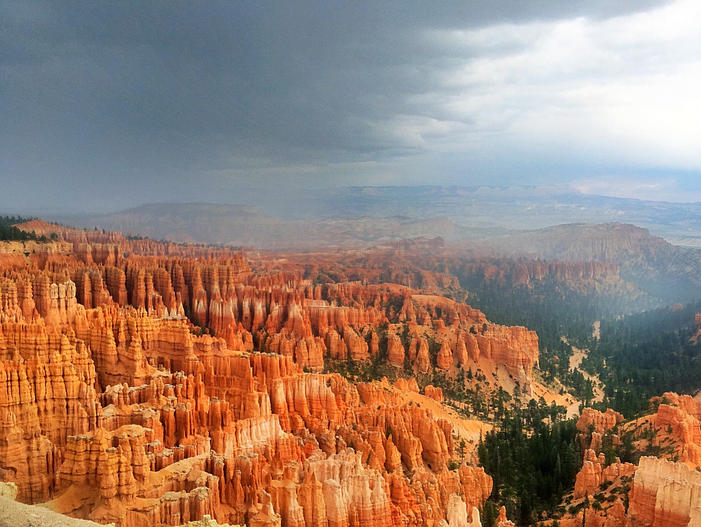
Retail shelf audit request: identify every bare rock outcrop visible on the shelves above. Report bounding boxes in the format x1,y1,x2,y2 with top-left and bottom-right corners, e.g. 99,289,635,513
627,456,701,527
574,450,635,499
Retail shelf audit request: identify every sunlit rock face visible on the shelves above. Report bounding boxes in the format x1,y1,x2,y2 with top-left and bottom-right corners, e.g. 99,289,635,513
627,457,701,527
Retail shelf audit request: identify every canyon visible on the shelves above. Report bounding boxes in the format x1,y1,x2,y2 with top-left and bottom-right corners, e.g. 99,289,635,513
2,219,700,527
0,221,530,526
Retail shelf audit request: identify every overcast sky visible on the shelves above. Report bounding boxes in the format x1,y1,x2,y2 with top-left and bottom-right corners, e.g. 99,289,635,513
2,0,701,213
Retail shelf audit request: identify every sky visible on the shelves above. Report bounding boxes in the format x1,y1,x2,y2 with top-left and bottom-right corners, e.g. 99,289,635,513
2,0,701,213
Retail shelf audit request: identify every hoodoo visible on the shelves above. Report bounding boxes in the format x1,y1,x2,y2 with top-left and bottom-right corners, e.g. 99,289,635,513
0,228,537,526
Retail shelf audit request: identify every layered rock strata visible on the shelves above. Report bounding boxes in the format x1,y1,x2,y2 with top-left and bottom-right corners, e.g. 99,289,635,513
627,457,701,527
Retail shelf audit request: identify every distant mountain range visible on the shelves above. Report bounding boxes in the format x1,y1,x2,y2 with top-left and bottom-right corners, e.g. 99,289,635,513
47,185,701,248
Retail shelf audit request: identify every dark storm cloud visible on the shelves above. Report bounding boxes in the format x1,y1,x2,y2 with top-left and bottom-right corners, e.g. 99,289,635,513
0,0,686,212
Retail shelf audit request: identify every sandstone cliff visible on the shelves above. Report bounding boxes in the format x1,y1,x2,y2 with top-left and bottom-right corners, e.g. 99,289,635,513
627,456,701,527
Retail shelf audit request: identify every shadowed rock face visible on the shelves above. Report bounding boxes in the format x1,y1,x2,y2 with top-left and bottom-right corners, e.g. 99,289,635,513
0,228,535,527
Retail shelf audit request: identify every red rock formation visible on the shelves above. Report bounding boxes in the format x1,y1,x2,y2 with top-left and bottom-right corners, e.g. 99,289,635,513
387,334,405,368
558,499,628,527
577,408,624,452
424,385,443,402
627,456,701,527
0,321,101,502
649,392,701,467
436,340,453,370
577,409,625,435
495,506,515,527
574,450,635,499
0,222,565,527
0,301,496,526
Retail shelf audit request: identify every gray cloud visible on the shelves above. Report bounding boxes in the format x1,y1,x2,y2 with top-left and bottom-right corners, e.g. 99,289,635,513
2,0,691,213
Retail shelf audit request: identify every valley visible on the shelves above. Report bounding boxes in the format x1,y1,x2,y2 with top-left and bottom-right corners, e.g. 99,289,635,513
6,1,701,525
0,216,700,526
